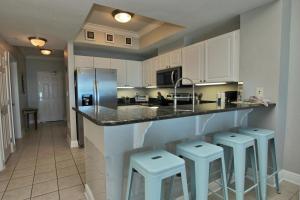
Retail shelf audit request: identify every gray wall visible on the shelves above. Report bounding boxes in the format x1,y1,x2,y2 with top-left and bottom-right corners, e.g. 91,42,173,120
26,57,66,120
240,0,291,169
283,0,300,174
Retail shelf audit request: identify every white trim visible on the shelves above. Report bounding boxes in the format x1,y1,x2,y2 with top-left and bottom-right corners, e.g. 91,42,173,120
278,169,300,186
26,55,64,61
138,21,164,37
84,184,95,200
70,140,79,148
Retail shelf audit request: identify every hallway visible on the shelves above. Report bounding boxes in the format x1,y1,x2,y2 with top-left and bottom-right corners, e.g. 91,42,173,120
0,123,86,200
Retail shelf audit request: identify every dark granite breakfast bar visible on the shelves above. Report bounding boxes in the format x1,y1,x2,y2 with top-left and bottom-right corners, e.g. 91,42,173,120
73,103,275,126
74,103,275,200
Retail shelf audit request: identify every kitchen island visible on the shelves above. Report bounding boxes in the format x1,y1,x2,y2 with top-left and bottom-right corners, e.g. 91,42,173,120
73,103,275,200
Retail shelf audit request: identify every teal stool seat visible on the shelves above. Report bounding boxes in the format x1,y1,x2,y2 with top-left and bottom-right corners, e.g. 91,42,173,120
239,128,280,200
213,132,261,200
126,150,189,200
176,140,229,200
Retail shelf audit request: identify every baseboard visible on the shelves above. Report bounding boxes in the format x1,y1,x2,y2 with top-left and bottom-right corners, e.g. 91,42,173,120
85,184,95,200
279,169,300,186
70,140,79,148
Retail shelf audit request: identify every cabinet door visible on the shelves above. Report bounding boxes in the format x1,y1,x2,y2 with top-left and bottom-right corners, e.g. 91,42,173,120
169,49,182,67
149,57,158,86
126,60,142,87
142,60,150,87
158,54,170,70
94,57,110,69
74,55,93,69
205,31,236,82
110,59,126,87
182,42,205,84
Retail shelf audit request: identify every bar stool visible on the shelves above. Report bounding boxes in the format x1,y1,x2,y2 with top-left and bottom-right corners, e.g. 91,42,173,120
125,150,189,200
213,132,260,200
239,128,280,200
176,140,229,200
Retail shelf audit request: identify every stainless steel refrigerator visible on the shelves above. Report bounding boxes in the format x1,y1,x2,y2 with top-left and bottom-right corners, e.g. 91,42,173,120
75,68,117,147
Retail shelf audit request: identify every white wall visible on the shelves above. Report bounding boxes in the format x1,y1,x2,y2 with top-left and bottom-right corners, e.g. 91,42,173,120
240,0,291,169
26,57,66,121
0,36,28,138
283,0,300,174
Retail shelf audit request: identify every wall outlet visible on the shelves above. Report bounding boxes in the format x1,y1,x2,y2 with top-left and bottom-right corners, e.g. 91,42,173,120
256,87,264,97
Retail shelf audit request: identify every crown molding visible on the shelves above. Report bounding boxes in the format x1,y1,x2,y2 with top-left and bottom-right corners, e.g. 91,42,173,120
26,55,64,61
84,23,140,38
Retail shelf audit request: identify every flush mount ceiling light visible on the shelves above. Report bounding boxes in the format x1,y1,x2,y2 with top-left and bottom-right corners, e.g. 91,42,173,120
112,9,134,23
40,48,52,56
28,37,47,47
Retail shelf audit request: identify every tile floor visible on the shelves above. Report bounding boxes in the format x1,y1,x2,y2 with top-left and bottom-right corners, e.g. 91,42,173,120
0,122,299,200
0,122,86,200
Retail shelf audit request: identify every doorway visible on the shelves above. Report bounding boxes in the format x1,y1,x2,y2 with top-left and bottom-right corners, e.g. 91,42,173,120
37,71,65,122
10,61,22,139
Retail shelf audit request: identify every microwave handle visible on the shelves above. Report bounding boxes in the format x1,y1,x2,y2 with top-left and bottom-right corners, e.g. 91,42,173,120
171,70,175,84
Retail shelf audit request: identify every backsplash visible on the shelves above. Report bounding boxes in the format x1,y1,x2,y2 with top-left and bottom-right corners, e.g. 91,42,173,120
117,83,238,101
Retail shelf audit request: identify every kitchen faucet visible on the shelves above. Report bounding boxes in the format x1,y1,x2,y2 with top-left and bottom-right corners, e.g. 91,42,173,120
174,77,195,112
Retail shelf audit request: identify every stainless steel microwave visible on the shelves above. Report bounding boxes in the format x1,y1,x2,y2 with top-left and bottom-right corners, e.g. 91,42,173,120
156,66,182,87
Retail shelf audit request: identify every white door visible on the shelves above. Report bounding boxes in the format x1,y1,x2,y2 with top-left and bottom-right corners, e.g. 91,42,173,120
110,58,126,87
37,72,64,122
182,42,205,84
126,60,142,87
0,49,13,162
205,31,235,82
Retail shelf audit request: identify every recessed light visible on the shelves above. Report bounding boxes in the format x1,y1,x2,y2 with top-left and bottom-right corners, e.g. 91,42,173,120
40,48,52,56
112,9,134,23
28,37,47,47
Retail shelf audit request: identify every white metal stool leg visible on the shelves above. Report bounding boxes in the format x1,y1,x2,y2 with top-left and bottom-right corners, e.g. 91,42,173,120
180,168,190,200
221,155,229,200
249,146,261,200
195,161,209,200
256,138,268,200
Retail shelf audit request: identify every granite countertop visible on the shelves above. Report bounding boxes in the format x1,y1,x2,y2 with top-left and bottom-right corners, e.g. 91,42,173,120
73,103,276,126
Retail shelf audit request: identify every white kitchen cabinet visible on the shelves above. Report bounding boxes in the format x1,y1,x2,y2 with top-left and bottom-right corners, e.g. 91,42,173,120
74,55,93,69
142,58,157,87
169,49,182,67
126,60,142,87
182,42,205,84
94,57,110,69
158,54,170,70
205,30,239,82
110,58,126,87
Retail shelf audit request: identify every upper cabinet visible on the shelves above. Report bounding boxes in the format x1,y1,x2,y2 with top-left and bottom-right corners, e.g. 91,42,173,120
74,55,93,69
157,49,182,71
169,49,182,67
182,30,240,84
110,59,127,87
142,57,157,87
94,57,110,69
205,30,239,82
182,42,205,84
126,60,142,87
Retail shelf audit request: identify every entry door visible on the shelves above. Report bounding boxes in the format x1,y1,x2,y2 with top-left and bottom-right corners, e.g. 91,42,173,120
37,71,64,122
0,49,13,162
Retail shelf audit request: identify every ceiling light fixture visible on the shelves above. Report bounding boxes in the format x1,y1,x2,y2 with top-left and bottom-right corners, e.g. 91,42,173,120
40,48,52,56
112,9,134,23
195,82,227,86
28,37,47,47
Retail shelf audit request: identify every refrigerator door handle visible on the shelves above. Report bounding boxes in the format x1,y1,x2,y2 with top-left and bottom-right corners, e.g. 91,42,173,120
94,80,98,106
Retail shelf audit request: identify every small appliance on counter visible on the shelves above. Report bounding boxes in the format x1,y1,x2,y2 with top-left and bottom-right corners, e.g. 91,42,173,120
224,91,238,103
135,95,149,103
166,93,193,105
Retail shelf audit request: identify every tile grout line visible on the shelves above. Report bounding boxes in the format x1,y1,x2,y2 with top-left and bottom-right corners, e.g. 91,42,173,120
1,128,35,200
51,124,61,200
29,125,42,199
